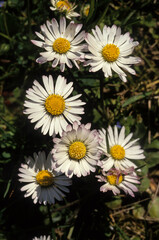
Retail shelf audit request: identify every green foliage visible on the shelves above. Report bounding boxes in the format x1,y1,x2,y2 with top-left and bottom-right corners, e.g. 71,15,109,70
133,204,145,219
148,197,159,219
0,0,159,239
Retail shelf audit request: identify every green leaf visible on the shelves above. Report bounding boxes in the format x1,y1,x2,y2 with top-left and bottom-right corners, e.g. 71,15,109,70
139,164,149,176
148,197,159,219
145,139,159,150
122,91,152,107
0,43,10,55
141,14,156,28
2,152,11,159
80,78,99,87
145,152,159,168
93,109,102,123
3,179,11,198
133,205,145,218
13,87,21,98
0,233,7,240
133,123,147,139
8,0,24,8
122,9,137,25
105,198,122,209
131,237,141,240
138,177,150,192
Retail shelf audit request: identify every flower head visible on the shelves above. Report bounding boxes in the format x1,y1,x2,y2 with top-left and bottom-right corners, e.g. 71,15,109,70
31,17,85,71
98,126,145,171
83,4,90,17
23,75,85,136
50,0,80,19
85,25,141,82
33,236,52,240
52,121,100,178
18,151,72,205
96,168,140,197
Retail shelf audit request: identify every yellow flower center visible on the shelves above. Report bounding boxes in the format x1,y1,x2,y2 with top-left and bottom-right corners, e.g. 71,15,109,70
69,141,87,160
107,174,123,185
56,0,71,11
36,170,54,187
102,44,120,62
53,38,71,54
45,94,65,116
110,145,125,160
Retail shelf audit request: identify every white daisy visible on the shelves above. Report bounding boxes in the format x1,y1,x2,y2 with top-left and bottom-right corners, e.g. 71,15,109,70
23,74,85,136
96,168,140,197
98,126,145,171
50,0,80,19
52,121,100,178
31,17,85,72
84,25,141,82
18,151,72,205
33,236,52,240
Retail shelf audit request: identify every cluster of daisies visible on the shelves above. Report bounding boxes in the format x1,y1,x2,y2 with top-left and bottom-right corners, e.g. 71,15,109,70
31,3,140,81
18,1,145,238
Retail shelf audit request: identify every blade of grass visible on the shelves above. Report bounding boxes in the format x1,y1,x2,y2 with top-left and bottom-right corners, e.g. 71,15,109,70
122,91,152,107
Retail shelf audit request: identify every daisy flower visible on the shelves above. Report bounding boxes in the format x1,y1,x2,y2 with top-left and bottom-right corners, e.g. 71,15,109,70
18,151,72,205
98,126,145,171
33,236,52,240
52,121,100,178
96,168,140,197
84,25,141,82
50,0,80,19
23,74,85,136
31,17,85,72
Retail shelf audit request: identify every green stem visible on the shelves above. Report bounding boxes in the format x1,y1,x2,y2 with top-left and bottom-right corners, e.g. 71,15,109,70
47,204,53,227
2,9,13,47
3,11,10,37
100,77,104,112
27,0,31,38
0,32,11,41
96,2,109,25
0,116,16,132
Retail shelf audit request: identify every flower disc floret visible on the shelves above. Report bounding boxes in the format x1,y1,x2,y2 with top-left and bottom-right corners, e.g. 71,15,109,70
107,174,123,185
36,170,54,187
56,0,71,10
69,141,86,160
45,94,65,116
110,145,125,160
102,44,120,62
53,38,71,54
